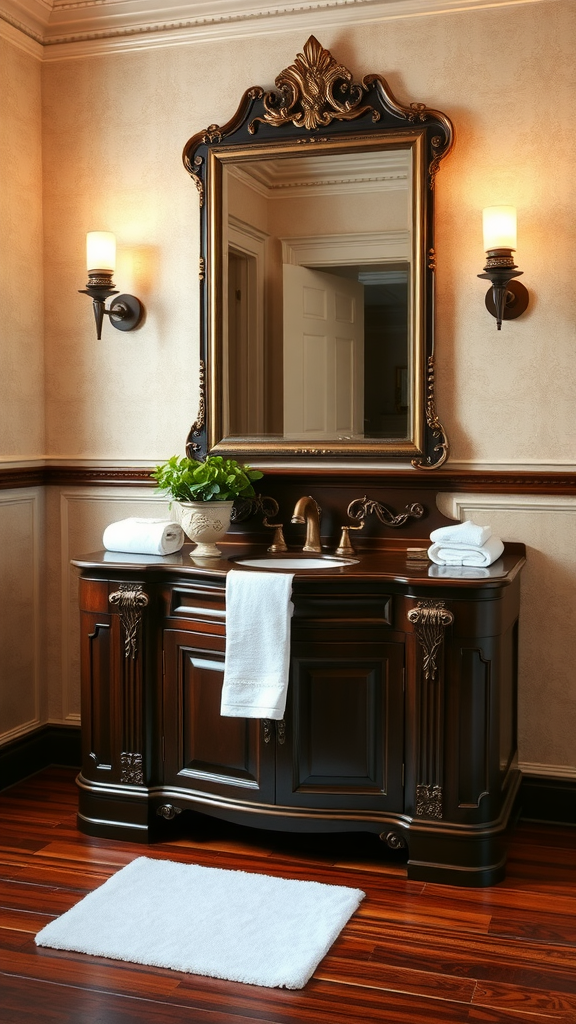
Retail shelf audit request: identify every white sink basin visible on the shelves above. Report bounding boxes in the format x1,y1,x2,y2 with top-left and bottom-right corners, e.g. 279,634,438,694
233,555,358,570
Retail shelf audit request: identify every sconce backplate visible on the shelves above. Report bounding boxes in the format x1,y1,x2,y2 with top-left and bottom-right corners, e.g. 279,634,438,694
484,280,529,322
109,294,144,332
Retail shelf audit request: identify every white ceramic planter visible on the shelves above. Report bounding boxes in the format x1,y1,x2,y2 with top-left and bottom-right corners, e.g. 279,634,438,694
173,500,234,557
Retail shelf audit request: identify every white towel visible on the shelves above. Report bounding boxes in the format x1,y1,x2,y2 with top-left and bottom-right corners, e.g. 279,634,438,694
430,520,492,547
103,517,184,555
221,570,294,720
428,535,504,567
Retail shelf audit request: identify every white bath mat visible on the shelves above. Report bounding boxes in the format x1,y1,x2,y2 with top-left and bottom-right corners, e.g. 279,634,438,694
35,856,364,989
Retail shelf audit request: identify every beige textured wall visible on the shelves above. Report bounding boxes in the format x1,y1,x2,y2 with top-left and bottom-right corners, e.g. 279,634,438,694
41,47,199,460
3,3,576,775
0,38,45,744
0,37,45,460
40,3,576,465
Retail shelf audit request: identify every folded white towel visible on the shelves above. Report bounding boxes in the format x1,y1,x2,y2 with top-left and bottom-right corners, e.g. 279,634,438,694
430,520,492,547
221,570,294,720
428,535,504,567
103,517,184,555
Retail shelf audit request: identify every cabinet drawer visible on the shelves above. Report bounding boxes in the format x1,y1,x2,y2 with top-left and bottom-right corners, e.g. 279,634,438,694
168,584,226,623
293,592,393,626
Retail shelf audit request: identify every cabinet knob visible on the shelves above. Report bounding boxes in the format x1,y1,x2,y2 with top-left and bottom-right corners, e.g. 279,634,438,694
156,804,182,820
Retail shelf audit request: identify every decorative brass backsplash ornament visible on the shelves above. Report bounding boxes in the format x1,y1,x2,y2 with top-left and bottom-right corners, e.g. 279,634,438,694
347,495,425,528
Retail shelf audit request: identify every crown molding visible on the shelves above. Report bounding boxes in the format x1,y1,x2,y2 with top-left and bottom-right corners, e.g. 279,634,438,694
0,0,557,59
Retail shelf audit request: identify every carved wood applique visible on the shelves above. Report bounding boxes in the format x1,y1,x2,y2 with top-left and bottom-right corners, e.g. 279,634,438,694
408,599,454,819
109,583,149,660
407,599,454,682
120,751,144,786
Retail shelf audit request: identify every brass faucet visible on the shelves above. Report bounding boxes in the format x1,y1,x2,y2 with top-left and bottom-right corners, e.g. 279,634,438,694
291,496,322,552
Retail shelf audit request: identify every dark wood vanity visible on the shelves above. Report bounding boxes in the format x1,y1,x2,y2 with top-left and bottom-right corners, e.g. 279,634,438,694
74,527,525,887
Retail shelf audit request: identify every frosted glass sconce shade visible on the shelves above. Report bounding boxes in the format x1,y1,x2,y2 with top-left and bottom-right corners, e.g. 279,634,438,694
482,207,517,252
87,231,116,272
79,231,143,340
478,206,528,330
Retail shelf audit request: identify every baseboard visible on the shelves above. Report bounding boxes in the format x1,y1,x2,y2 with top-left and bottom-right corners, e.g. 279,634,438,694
519,776,576,826
0,725,81,792
1,735,575,826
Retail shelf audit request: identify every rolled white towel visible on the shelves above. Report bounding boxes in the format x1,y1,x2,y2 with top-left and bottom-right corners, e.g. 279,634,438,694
103,517,184,555
430,520,492,547
428,535,504,567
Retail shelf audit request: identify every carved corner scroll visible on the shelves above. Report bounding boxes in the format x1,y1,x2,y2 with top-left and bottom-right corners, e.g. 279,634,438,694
183,153,204,207
412,356,450,471
249,35,378,133
408,599,454,820
109,583,149,660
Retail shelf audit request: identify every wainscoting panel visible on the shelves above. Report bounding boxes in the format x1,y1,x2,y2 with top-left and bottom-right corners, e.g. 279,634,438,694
437,493,576,780
0,488,43,746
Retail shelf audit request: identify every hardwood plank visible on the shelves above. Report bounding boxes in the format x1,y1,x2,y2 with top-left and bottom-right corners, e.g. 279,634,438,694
367,924,576,988
0,907,55,933
472,978,576,1019
0,943,184,1001
0,973,273,1024
172,974,560,1022
0,879,85,915
316,954,478,1002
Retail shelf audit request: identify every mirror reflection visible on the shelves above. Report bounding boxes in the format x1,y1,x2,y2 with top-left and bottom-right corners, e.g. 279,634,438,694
222,146,413,444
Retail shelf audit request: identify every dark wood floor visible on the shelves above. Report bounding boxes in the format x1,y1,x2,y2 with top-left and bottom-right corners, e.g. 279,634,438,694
1,768,576,1023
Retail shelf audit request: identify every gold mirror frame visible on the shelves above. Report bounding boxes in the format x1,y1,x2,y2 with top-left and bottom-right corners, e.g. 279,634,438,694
183,36,454,468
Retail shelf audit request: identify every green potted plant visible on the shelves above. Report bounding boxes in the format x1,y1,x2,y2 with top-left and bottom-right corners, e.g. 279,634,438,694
152,455,263,557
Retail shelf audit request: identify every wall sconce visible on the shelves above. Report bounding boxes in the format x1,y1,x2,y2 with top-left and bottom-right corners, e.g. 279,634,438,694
79,232,144,340
478,207,529,329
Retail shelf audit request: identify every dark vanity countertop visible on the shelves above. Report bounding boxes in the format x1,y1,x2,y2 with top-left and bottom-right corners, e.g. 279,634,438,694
72,542,526,591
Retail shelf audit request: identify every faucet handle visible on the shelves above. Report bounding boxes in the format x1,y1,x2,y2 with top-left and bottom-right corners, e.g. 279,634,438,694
335,523,364,556
263,518,288,553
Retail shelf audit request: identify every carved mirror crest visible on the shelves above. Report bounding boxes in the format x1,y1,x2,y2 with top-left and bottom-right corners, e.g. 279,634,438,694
183,36,454,468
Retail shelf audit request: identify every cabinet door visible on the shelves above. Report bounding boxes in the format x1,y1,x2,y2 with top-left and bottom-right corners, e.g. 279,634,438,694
163,629,275,802
276,640,405,810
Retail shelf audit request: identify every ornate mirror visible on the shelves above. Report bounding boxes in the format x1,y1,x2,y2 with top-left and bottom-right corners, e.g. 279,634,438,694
183,36,453,468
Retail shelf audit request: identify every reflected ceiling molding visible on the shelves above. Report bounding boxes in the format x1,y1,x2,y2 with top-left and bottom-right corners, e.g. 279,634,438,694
2,0,557,58
229,151,410,199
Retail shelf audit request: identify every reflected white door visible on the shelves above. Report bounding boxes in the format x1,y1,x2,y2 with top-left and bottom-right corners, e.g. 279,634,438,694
283,265,364,439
